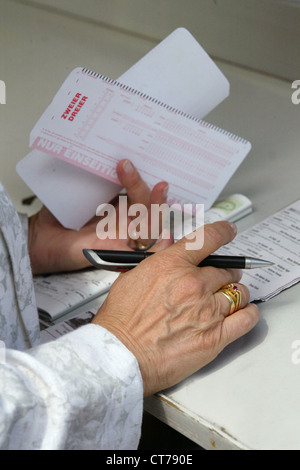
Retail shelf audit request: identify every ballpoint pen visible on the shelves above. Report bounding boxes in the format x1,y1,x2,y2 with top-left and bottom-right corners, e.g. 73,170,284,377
83,249,274,272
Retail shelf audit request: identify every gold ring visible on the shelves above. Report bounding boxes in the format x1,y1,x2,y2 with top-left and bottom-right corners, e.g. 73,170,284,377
129,228,154,251
218,283,241,315
129,230,152,251
133,240,152,251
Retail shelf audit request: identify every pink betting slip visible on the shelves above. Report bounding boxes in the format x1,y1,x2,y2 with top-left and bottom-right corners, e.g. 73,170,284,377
29,68,250,208
17,28,250,229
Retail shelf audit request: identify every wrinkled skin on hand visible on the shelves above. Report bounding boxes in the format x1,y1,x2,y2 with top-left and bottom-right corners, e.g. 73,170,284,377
93,221,260,396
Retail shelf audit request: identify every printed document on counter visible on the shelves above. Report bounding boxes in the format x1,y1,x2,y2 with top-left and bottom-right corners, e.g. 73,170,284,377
34,269,118,321
40,309,97,343
217,199,300,302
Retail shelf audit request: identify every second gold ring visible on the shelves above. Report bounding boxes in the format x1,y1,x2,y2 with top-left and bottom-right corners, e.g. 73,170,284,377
218,283,242,315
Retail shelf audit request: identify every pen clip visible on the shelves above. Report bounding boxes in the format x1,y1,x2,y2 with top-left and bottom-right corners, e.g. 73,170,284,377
83,249,137,272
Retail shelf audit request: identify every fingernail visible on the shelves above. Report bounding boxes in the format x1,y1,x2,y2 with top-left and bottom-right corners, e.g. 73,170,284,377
123,159,134,174
228,222,237,235
162,184,169,199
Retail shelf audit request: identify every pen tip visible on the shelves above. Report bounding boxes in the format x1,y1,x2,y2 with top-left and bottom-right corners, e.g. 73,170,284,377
256,259,274,268
246,257,274,268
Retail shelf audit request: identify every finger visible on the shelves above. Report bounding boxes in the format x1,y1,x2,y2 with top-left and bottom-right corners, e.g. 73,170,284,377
149,229,174,252
214,282,250,318
117,159,151,206
117,159,170,248
144,182,169,243
170,221,238,266
222,303,260,346
201,266,243,294
149,181,169,206
135,181,169,243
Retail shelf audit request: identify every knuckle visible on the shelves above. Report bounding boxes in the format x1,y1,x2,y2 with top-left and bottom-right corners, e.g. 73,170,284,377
242,303,260,331
243,313,256,331
204,224,224,245
250,303,260,321
168,272,202,305
126,176,141,195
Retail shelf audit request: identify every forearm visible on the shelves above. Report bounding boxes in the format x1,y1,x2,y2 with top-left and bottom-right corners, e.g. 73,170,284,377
0,324,143,450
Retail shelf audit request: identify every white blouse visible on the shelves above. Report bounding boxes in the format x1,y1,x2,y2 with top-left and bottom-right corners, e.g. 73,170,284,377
0,182,143,449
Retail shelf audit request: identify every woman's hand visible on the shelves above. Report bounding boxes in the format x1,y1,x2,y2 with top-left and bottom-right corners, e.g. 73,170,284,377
28,159,171,274
92,221,260,396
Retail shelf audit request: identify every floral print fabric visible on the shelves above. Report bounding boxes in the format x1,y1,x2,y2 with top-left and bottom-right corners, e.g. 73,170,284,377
0,183,143,449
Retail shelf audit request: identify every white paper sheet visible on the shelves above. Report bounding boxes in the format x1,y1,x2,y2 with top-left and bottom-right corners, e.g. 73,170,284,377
27,67,250,215
34,269,118,320
17,28,233,229
17,151,121,229
217,199,300,302
40,308,97,342
118,28,229,120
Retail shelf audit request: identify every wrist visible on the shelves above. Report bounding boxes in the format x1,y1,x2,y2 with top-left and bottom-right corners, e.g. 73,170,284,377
92,315,154,396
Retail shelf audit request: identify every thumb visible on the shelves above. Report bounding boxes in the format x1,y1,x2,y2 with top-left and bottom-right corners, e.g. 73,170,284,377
173,221,237,266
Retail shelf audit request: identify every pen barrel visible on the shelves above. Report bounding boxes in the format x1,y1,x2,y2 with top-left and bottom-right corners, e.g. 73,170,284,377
198,255,246,269
93,250,148,264
90,250,249,269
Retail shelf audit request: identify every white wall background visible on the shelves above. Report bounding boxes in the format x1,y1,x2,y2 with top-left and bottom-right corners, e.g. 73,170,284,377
16,0,300,80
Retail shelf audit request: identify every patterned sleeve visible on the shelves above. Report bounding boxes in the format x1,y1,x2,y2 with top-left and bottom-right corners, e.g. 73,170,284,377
0,183,143,449
0,324,143,450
